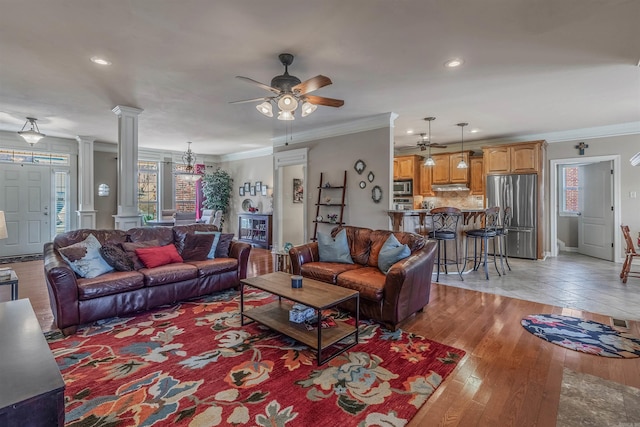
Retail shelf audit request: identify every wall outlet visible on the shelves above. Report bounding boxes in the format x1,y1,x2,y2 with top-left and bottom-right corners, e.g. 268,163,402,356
630,191,637,199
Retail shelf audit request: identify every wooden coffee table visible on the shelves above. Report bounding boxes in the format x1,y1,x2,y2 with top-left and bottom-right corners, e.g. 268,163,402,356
240,272,359,365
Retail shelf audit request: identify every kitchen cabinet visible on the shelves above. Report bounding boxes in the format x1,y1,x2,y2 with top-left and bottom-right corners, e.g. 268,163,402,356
431,154,450,184
449,152,470,183
393,155,422,181
483,141,546,175
431,152,471,184
419,162,434,197
469,157,484,195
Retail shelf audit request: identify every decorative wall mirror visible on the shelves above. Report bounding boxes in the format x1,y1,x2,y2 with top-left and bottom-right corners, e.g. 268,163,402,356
359,181,366,189
371,185,382,203
354,159,366,174
367,171,375,182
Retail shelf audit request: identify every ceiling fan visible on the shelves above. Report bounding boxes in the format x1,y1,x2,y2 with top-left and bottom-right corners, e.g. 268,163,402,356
416,133,446,151
230,53,344,120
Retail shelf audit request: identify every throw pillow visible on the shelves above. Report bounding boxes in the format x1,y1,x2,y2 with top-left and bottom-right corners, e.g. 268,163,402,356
58,234,113,278
215,233,234,258
194,231,222,259
378,234,411,273
135,244,184,269
100,244,134,271
121,240,160,270
181,233,216,261
318,229,354,264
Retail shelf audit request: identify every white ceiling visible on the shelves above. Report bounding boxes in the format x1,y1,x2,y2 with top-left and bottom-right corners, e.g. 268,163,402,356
1,0,638,156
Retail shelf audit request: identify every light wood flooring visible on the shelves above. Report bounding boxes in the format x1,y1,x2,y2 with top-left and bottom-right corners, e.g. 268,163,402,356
2,249,639,426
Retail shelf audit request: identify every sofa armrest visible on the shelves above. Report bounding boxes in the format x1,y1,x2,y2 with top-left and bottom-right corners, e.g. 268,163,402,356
229,241,251,280
289,242,319,275
43,242,80,332
382,240,438,327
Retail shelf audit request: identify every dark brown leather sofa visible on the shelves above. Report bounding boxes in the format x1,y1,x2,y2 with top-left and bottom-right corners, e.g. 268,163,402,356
289,225,437,330
44,224,251,335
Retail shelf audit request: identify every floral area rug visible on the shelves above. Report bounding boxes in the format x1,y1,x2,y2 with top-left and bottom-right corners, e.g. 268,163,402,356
521,314,640,358
47,289,465,426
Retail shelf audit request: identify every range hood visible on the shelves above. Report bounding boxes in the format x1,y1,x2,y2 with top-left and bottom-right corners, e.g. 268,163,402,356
432,184,470,192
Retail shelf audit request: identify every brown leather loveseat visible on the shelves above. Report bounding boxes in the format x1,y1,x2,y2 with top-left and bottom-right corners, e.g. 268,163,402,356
289,225,437,330
44,224,251,335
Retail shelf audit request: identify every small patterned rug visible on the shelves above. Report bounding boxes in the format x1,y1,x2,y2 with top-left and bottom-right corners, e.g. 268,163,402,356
521,314,640,358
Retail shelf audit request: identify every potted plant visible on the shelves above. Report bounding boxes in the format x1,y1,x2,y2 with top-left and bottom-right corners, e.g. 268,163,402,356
201,168,233,230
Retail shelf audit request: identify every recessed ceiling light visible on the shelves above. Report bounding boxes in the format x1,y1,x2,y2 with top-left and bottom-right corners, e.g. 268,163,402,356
90,56,112,66
444,58,464,68
470,128,480,133
406,130,414,134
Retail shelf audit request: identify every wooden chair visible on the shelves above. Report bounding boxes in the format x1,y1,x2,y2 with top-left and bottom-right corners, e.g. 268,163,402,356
620,225,640,284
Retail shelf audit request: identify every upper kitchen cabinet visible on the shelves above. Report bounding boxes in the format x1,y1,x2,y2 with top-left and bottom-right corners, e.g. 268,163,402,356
431,153,450,184
419,161,434,197
483,140,546,175
393,155,423,181
469,157,484,195
449,152,470,183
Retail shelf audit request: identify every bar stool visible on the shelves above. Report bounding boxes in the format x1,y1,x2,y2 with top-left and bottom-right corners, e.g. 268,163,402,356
495,207,512,274
428,207,463,281
464,206,501,280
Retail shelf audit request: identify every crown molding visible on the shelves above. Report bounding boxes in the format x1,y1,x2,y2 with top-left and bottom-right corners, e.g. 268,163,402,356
272,112,399,147
218,146,273,162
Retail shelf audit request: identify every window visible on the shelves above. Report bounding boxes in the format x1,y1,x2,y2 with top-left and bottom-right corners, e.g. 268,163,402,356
138,161,159,221
54,171,69,235
560,165,581,216
174,164,198,212
0,149,69,165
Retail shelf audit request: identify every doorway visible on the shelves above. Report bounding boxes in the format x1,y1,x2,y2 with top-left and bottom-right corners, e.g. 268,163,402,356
0,164,53,256
273,148,308,251
549,155,621,261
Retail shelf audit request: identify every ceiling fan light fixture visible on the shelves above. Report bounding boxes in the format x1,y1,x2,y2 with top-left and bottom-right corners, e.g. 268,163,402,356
277,110,295,121
18,117,45,146
256,101,273,117
301,101,317,117
277,94,298,112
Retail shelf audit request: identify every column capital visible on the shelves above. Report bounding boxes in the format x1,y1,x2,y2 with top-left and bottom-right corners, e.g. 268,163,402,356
75,135,96,144
112,105,144,117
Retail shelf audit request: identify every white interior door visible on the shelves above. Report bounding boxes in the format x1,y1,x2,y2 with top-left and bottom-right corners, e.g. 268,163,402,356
578,161,614,260
0,164,52,257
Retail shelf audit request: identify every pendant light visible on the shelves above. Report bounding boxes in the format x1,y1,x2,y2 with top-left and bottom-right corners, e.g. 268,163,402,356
18,117,46,146
456,122,468,169
423,117,436,166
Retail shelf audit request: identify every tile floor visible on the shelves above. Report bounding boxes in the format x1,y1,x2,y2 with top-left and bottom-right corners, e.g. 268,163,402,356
435,251,640,322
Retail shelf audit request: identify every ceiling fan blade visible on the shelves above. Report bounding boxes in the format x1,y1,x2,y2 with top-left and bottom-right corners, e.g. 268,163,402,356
292,75,332,95
235,76,281,94
229,96,274,104
430,143,448,148
304,95,344,108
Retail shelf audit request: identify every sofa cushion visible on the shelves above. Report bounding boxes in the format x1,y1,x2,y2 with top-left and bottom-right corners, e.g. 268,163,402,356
58,234,114,279
186,258,238,276
180,233,216,261
121,240,160,270
100,243,135,271
136,244,184,269
139,263,198,287
54,229,127,250
77,270,145,300
127,226,175,246
368,230,425,268
300,262,362,284
378,234,411,273
318,229,354,264
173,224,220,253
336,267,386,302
194,231,222,258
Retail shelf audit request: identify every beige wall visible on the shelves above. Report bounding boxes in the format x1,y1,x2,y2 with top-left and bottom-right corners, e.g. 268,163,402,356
94,151,118,229
546,134,640,256
217,155,274,236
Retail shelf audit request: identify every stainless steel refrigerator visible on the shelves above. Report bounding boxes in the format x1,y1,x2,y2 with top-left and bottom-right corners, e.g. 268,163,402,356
486,174,537,259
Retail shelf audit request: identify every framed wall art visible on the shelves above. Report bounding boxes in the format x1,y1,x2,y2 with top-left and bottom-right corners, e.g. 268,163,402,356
293,178,303,203
239,186,245,196
261,185,268,196
255,181,262,192
249,186,256,196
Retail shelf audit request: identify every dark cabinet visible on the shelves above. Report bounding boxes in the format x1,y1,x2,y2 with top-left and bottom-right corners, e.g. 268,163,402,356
238,214,272,249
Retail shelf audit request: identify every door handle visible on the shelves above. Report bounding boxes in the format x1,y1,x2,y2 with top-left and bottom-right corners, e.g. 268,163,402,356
43,212,48,216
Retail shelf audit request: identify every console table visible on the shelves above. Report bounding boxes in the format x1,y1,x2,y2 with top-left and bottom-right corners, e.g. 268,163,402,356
0,299,65,426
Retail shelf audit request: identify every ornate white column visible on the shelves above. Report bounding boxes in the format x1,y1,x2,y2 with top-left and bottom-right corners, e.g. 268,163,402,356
76,136,97,228
112,105,144,230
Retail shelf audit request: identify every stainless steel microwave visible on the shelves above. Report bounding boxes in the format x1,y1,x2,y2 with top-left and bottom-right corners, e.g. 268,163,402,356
393,179,413,196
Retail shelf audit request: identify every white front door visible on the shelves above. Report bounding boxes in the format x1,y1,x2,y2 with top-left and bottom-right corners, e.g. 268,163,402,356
578,161,614,260
0,164,52,257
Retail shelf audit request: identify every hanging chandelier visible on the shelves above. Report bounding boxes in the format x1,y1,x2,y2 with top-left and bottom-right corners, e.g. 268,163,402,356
456,122,468,169
423,117,436,166
18,117,46,146
182,142,197,173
